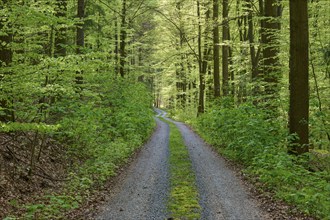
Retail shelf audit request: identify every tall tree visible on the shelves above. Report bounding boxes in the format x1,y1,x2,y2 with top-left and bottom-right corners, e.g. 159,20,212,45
261,0,281,107
222,0,229,96
288,0,309,155
197,0,204,114
0,0,13,122
213,0,220,98
54,0,67,57
119,0,127,77
175,1,187,108
197,0,211,115
76,0,85,85
114,18,119,74
246,0,260,79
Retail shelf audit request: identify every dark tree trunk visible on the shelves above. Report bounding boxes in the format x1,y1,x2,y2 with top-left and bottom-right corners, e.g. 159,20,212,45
197,0,204,115
119,0,127,77
54,0,67,57
0,0,14,122
197,0,211,115
76,0,85,85
176,1,187,109
261,0,281,109
246,0,260,79
213,0,220,98
222,0,229,96
114,19,119,74
288,0,309,155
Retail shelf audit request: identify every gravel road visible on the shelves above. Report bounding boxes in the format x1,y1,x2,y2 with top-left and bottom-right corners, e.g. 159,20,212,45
170,120,269,220
96,109,269,220
96,118,170,220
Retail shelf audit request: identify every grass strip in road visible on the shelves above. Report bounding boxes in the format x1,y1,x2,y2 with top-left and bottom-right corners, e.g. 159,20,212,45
160,118,201,219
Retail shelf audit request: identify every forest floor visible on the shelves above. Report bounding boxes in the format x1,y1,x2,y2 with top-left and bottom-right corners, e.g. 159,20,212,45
0,132,68,219
86,109,314,220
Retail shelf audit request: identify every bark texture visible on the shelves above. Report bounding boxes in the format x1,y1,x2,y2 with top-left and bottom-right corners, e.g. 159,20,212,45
288,0,309,154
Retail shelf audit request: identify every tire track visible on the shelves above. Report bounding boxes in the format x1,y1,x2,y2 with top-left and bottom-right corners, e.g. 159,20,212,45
171,118,270,220
96,118,170,220
97,109,270,220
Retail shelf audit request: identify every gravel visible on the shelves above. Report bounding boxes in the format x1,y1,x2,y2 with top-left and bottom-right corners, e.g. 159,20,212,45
96,118,170,220
169,118,270,220
96,109,270,220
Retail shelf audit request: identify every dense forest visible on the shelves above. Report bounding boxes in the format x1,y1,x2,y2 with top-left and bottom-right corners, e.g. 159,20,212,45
0,0,329,219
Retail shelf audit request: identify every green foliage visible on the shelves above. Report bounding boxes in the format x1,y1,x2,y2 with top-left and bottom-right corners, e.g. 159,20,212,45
169,106,198,124
198,100,285,163
22,194,80,220
163,118,201,219
0,122,60,133
309,149,330,172
4,76,155,219
1,0,157,219
250,151,330,219
56,78,155,203
194,100,330,219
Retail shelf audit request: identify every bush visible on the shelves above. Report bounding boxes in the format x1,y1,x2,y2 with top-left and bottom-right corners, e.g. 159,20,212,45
197,101,285,163
194,100,330,219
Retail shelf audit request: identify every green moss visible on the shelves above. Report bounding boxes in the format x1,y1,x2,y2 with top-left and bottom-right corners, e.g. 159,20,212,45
161,118,201,219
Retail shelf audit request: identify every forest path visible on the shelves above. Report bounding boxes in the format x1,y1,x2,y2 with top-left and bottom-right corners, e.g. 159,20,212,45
96,117,170,219
159,109,270,220
96,109,269,220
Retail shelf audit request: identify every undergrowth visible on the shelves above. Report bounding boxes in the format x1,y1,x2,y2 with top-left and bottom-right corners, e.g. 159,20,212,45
3,78,155,219
161,118,201,219
180,100,330,219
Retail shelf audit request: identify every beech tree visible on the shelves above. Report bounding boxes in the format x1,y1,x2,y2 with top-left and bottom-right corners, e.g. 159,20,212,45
213,0,220,98
261,0,281,108
54,0,67,57
0,0,13,122
119,0,127,77
222,0,229,96
76,0,85,85
288,0,309,154
197,0,212,115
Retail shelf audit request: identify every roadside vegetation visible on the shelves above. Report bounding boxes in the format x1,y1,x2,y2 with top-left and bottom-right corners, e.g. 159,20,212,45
169,99,330,219
1,78,155,219
1,0,157,219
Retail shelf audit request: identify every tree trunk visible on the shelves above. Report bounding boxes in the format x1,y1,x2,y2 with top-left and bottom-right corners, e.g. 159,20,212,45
222,0,229,96
176,1,187,109
261,0,281,109
76,0,84,85
119,0,127,78
197,0,211,115
288,0,309,155
213,0,220,98
114,19,119,74
197,0,204,115
54,0,67,57
0,0,14,122
246,0,259,79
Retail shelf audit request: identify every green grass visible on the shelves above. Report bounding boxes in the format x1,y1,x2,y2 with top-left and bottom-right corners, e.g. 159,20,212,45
161,118,201,219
